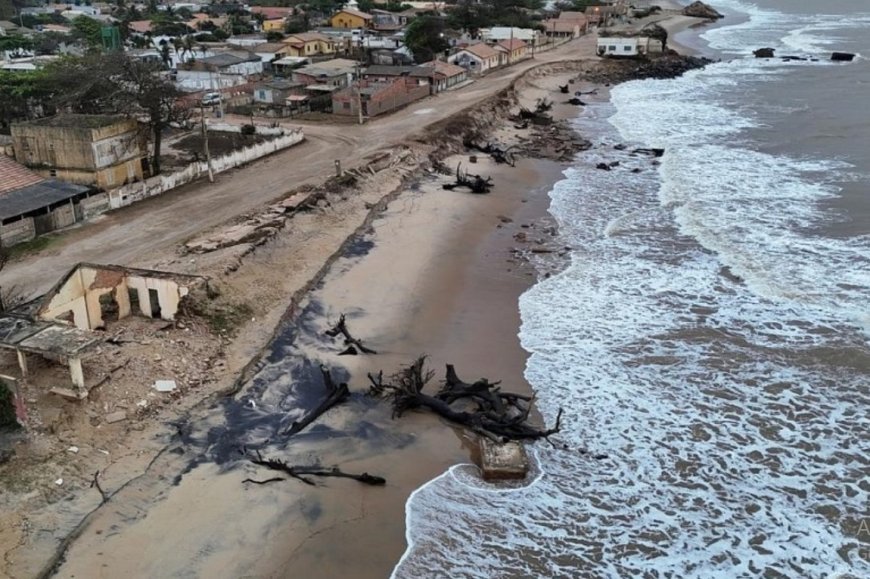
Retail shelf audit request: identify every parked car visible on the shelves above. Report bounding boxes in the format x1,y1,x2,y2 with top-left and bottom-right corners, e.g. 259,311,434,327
201,92,222,106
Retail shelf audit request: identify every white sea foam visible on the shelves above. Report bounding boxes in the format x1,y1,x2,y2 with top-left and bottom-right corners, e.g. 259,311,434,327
393,4,870,578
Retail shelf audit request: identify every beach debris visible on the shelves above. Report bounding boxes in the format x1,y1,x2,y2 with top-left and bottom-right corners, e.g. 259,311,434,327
480,439,529,480
442,163,493,194
326,314,377,355
91,470,109,503
516,98,553,125
368,357,563,442
513,121,529,130
596,163,612,171
55,478,64,486
464,139,518,166
246,451,386,486
754,47,775,58
153,379,177,393
104,410,127,424
682,1,724,20
67,446,79,454
283,365,349,436
558,84,569,94
632,147,665,157
831,52,856,62
566,98,586,106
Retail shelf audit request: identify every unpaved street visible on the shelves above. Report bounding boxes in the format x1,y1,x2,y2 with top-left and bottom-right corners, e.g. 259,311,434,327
0,36,594,297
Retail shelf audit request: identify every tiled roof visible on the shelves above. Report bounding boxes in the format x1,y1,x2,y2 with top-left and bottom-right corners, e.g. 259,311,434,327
463,43,499,60
497,38,527,51
0,155,45,196
335,8,372,20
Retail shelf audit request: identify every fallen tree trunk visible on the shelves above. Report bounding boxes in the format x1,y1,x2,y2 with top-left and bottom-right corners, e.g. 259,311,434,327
283,365,349,436
368,357,562,442
463,139,518,166
442,163,493,194
326,313,377,355
248,451,386,486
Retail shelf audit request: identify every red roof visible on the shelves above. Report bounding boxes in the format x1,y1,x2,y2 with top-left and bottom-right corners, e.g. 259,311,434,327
497,38,527,51
128,20,153,34
250,6,292,20
0,155,44,196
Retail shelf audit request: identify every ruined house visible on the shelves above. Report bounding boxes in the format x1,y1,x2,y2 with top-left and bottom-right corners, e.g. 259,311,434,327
38,263,205,331
0,264,206,404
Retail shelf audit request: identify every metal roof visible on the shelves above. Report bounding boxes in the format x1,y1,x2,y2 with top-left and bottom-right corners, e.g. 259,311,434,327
0,179,90,221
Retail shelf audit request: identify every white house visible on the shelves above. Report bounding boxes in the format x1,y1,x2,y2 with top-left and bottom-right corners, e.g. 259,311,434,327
447,42,500,74
597,36,639,57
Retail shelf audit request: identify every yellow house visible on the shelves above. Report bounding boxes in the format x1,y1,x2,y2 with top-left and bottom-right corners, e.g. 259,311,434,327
283,32,337,57
262,18,285,32
329,8,373,29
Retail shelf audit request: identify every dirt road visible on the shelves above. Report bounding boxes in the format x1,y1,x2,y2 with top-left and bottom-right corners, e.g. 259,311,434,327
0,36,595,297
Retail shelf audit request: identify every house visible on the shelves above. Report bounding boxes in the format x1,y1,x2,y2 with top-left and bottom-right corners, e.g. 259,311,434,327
11,115,146,189
585,4,626,27
597,36,639,57
482,27,538,46
127,20,154,35
329,8,373,29
542,19,580,40
361,64,430,83
370,9,408,32
283,32,337,57
0,155,92,246
38,263,205,331
369,48,413,66
176,51,264,91
261,18,285,32
253,42,289,65
417,60,468,94
292,58,358,88
447,43,500,75
332,76,429,118
226,34,268,47
253,79,305,104
250,6,294,20
494,38,530,65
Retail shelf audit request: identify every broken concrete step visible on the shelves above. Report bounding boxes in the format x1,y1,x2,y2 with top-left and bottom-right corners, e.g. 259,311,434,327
479,439,529,481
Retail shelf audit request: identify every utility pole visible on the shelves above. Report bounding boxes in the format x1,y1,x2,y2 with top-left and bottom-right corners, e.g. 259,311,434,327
199,103,214,183
354,62,363,125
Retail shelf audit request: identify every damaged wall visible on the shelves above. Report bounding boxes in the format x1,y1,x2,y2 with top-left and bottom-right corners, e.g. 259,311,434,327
38,265,196,330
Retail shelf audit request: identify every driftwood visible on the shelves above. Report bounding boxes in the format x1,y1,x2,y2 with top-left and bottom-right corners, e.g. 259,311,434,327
368,357,562,442
248,451,386,486
517,98,553,125
558,84,569,94
283,365,349,436
326,313,377,355
442,163,493,194
90,470,109,504
464,139,518,166
566,97,586,106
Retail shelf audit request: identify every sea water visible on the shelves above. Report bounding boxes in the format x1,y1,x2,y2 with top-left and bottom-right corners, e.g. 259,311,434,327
393,1,870,577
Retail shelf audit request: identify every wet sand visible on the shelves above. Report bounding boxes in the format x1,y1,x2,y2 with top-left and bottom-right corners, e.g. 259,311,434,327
52,155,566,579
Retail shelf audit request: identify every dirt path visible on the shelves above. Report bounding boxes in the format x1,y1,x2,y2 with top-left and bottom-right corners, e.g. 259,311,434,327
0,36,596,299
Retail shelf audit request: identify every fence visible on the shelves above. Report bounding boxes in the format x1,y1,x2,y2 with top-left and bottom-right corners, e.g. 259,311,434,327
108,129,304,211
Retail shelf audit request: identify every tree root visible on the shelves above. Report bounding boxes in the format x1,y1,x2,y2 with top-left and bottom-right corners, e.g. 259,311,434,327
248,451,386,486
283,365,349,436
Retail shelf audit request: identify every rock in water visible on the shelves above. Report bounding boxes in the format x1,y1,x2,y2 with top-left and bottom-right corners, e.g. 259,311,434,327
754,47,775,58
683,1,725,19
831,52,856,62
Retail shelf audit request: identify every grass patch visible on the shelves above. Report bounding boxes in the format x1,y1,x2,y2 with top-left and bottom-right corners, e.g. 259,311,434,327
198,301,254,336
8,235,57,259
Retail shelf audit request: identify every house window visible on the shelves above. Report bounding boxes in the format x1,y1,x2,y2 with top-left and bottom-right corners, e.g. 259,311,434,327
624,45,632,51
49,169,57,177
608,45,616,51
343,102,350,109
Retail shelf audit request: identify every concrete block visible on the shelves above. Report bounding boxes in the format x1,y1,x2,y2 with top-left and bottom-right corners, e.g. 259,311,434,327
479,439,529,481
104,410,127,424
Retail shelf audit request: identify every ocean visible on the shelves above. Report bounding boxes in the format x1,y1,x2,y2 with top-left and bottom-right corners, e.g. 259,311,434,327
393,1,870,577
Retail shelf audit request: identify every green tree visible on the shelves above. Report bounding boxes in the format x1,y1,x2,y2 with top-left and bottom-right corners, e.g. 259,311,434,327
45,53,190,175
71,15,104,49
404,15,449,63
0,68,53,133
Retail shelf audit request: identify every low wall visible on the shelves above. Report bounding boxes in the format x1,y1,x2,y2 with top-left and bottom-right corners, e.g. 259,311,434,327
0,217,36,246
108,130,303,211
205,122,286,136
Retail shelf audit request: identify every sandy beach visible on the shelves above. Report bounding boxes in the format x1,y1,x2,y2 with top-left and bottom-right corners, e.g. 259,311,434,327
0,6,723,577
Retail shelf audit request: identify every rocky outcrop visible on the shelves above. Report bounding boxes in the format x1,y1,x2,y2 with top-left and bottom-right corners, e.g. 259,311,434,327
586,54,713,85
753,47,775,58
831,52,856,62
683,1,724,19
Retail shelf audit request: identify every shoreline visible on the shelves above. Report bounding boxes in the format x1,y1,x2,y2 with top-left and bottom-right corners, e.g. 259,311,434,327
0,13,719,578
